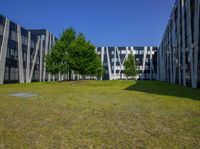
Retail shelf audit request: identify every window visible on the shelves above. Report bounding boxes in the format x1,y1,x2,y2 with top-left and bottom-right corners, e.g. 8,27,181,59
10,48,15,59
6,48,10,58
140,50,144,55
121,50,126,54
36,57,40,64
31,41,35,49
22,36,27,45
0,25,3,35
111,58,115,62
14,50,18,60
145,66,149,70
10,67,18,80
4,67,9,81
11,31,17,41
23,52,27,62
104,63,108,66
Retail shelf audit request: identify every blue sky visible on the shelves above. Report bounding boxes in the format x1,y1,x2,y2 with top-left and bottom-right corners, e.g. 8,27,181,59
0,0,174,46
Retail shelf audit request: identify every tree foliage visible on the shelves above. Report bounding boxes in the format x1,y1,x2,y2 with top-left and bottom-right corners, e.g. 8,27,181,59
46,27,76,75
124,54,138,79
68,33,103,78
45,27,103,79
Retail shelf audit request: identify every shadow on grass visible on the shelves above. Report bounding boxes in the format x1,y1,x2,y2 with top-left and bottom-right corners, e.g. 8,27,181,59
125,81,200,101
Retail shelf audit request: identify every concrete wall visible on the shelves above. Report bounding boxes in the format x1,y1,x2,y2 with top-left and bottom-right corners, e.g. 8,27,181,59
157,0,200,88
96,46,157,80
0,15,58,84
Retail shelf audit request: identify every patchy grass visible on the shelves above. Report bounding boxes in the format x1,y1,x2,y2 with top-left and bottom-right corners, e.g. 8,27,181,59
0,80,200,148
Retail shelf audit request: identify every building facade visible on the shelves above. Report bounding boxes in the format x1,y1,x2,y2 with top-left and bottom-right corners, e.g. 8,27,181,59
96,46,157,80
157,0,200,88
0,15,57,84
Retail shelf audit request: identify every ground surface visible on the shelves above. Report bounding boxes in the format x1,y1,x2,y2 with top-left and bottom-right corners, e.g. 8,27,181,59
0,80,200,149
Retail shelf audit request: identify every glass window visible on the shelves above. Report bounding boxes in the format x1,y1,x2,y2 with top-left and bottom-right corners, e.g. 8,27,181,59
14,50,18,60
11,31,17,41
10,67,18,80
6,48,10,58
121,50,126,54
0,25,4,35
10,48,15,59
23,52,27,62
31,41,35,48
22,36,27,45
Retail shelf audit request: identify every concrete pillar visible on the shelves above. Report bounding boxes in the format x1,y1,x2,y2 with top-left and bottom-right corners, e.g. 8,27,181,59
26,31,31,83
0,18,10,84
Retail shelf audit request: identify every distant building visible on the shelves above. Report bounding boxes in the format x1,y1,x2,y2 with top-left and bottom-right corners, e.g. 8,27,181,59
0,14,57,84
96,46,157,80
157,0,200,88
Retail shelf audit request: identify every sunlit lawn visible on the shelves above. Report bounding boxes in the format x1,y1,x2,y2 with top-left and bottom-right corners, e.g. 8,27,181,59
0,80,200,148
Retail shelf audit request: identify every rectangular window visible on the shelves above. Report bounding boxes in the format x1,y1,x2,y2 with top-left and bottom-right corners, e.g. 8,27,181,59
4,67,9,81
11,31,17,41
14,49,18,60
10,48,15,59
6,48,10,58
22,36,27,45
0,24,4,35
31,41,35,49
121,50,126,54
10,67,18,80
23,52,27,62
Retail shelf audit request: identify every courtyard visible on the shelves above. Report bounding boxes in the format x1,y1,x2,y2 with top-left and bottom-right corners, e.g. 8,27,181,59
0,80,199,148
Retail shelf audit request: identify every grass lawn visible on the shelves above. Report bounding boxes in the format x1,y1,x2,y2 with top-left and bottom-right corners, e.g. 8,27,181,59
0,80,200,148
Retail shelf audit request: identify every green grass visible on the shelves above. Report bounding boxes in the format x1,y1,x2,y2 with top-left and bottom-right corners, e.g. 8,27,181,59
0,80,200,148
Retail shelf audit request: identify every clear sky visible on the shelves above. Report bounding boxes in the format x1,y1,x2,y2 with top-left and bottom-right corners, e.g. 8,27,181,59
0,0,175,46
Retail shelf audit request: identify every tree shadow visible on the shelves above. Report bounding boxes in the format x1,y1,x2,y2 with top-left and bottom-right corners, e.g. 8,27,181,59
125,81,200,101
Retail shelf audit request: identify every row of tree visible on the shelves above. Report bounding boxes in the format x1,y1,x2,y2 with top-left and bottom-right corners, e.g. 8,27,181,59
45,27,104,80
45,27,138,81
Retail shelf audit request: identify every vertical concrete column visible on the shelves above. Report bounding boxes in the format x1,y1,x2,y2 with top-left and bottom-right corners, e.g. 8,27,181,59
177,0,182,85
0,18,10,84
169,33,173,83
113,47,117,80
48,33,52,82
119,47,129,77
100,47,104,80
29,37,40,82
43,30,49,82
193,0,200,88
141,46,147,80
186,0,194,87
150,46,153,80
17,25,24,83
52,35,56,81
181,0,186,86
172,8,177,84
39,37,43,82
116,47,122,78
106,47,112,80
26,31,31,83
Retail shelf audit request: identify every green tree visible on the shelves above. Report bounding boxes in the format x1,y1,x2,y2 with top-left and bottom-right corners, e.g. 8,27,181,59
68,33,104,79
124,54,138,80
45,27,76,79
